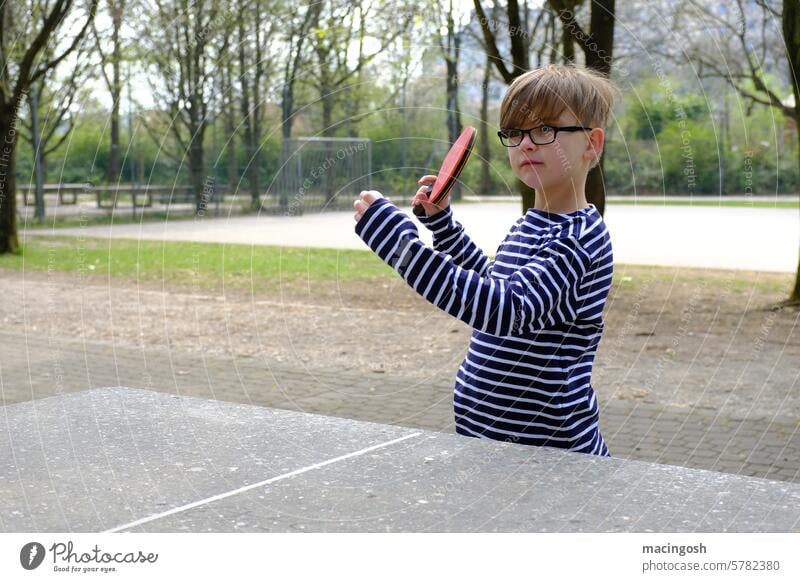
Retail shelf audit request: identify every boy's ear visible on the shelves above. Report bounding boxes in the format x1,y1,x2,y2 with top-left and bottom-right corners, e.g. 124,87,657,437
586,128,605,166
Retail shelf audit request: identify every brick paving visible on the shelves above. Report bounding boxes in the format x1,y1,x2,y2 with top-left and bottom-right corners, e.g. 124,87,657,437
1,331,797,484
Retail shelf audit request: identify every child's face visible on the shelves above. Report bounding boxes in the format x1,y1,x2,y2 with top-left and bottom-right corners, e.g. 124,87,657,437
505,110,604,194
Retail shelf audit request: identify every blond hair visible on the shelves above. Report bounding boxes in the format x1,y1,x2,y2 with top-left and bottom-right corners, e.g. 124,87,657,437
499,64,619,131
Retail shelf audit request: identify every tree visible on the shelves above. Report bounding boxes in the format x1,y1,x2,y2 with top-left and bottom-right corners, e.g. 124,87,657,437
139,0,230,212
276,1,322,211
661,0,798,305
472,0,552,211
307,0,413,137
466,1,503,195
473,0,616,215
91,0,128,184
280,2,322,143
19,44,92,220
438,0,466,201
218,52,238,196
549,0,616,215
0,0,98,254
305,0,413,204
782,0,800,304
237,0,280,208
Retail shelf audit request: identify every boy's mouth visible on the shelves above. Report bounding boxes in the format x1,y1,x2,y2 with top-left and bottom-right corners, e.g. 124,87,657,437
520,159,543,167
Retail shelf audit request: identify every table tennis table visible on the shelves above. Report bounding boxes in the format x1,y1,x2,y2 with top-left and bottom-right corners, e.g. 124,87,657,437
2,387,799,532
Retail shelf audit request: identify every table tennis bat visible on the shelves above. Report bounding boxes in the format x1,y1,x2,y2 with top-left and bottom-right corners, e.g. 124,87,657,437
413,126,477,217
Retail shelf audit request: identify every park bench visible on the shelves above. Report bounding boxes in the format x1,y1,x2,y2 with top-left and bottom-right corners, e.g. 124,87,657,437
95,184,226,213
19,182,230,216
20,182,91,206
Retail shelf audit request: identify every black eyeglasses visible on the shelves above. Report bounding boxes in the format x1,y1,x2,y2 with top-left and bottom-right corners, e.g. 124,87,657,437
497,125,594,147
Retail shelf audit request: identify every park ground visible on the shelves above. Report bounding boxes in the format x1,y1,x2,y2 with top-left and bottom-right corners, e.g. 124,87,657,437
1,236,799,483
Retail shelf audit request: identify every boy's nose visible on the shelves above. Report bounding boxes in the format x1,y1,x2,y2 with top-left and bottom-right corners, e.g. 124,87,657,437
519,133,538,149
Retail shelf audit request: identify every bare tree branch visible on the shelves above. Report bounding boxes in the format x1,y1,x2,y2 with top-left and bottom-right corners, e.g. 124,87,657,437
473,0,514,82
28,0,100,89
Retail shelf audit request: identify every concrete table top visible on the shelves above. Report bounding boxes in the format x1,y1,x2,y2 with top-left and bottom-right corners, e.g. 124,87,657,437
2,388,798,532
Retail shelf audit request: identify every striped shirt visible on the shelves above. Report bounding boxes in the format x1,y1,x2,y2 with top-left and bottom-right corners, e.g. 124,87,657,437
355,197,613,456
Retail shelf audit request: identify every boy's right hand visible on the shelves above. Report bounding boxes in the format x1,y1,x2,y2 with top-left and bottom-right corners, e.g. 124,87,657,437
411,174,449,217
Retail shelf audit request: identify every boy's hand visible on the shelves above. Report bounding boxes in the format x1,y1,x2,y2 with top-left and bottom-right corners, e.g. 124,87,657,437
353,190,386,223
411,174,448,217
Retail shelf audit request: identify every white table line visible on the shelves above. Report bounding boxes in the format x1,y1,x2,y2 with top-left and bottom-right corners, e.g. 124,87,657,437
103,431,423,533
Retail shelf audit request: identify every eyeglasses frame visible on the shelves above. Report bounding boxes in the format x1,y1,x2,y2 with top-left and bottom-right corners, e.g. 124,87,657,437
497,125,595,147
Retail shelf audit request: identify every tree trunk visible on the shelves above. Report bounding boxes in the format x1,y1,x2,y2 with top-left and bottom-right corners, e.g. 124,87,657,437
223,63,237,196
188,118,206,213
31,87,45,222
585,160,606,215
109,86,121,182
0,108,20,254
252,0,264,208
584,0,615,217
561,25,575,64
239,11,260,210
444,4,462,201
280,65,293,212
248,123,261,209
226,115,237,197
321,89,335,206
790,110,800,304
445,62,463,201
520,178,536,211
479,55,492,195
347,5,366,139
791,251,800,304
783,0,800,304
108,7,122,184
547,0,615,216
401,78,408,179
586,0,615,75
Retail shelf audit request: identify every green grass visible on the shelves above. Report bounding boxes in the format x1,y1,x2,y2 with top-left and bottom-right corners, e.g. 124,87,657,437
611,264,792,295
605,199,799,209
0,236,394,293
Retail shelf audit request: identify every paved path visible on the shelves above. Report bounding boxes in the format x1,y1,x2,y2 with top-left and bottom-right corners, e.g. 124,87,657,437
2,331,797,485
27,201,799,273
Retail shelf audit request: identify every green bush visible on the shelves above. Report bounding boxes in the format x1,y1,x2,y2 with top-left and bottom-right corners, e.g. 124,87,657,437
657,119,721,194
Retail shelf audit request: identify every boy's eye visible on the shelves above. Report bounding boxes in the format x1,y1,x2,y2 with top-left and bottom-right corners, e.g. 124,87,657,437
502,129,522,138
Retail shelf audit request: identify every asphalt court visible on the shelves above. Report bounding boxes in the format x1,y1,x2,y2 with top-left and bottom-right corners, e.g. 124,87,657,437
2,388,799,533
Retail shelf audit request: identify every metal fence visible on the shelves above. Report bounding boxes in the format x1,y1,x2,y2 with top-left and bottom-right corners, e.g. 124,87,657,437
263,137,372,215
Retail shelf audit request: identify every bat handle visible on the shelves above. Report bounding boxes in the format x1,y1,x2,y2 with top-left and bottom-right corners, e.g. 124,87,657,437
412,186,432,217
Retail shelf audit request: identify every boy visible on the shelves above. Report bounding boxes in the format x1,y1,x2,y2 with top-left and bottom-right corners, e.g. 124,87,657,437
353,64,618,456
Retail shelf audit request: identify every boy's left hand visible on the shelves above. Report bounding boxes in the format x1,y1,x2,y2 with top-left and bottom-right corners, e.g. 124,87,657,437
353,190,386,222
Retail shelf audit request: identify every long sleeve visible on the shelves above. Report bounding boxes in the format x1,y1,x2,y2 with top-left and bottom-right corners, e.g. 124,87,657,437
415,204,494,278
356,198,592,336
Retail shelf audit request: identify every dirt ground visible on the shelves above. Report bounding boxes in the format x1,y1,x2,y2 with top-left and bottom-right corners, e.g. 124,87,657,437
1,263,798,419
